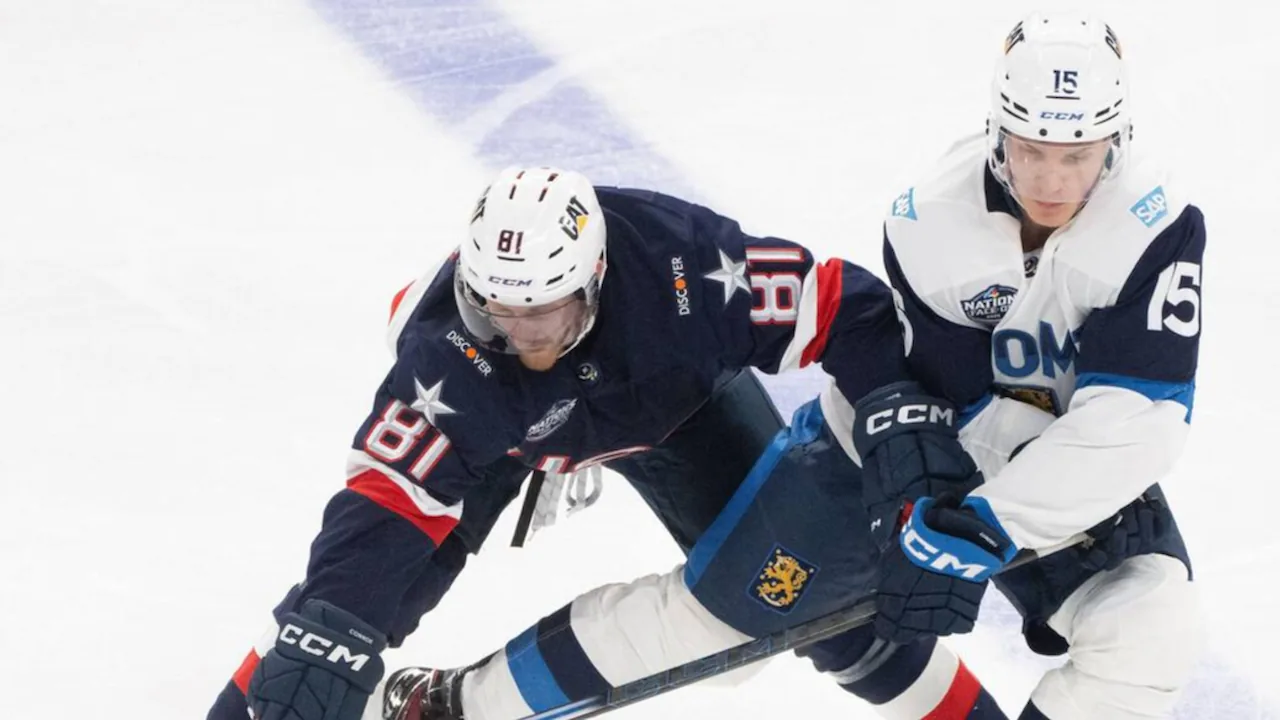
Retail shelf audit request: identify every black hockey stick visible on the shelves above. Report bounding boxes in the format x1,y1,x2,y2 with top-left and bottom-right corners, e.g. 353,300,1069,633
510,471,547,548
519,532,1087,720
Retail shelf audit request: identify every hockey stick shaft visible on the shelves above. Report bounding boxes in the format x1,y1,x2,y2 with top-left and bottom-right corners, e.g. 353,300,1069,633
510,471,547,548
521,531,1088,720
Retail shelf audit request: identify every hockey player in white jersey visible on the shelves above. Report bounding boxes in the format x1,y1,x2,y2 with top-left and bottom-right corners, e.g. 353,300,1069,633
870,13,1206,718
381,13,1206,720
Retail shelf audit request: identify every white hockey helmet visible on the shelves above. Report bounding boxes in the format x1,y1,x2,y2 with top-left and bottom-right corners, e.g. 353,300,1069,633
988,13,1131,205
454,167,607,356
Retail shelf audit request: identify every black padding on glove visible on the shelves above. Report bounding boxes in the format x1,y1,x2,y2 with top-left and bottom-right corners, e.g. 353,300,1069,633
874,547,988,645
1079,489,1170,573
852,382,983,549
248,599,387,720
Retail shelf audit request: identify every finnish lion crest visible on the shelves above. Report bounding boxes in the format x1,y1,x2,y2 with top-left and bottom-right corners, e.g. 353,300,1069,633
751,545,819,613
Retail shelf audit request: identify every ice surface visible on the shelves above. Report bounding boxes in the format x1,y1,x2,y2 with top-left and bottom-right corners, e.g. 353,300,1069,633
3,1,1277,717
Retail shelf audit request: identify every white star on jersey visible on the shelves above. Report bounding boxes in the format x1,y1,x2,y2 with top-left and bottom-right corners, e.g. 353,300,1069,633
412,378,456,424
703,248,751,305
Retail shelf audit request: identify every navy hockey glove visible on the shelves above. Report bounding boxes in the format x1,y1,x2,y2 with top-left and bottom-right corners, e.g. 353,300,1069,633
247,599,387,720
873,494,1017,645
852,382,983,550
1078,490,1169,573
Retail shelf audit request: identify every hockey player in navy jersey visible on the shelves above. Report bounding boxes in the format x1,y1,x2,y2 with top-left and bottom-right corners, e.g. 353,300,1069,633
206,167,975,720
381,13,1207,720
381,370,1006,720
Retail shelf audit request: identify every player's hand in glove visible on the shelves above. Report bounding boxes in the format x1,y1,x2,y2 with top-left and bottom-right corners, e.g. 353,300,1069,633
247,599,387,720
873,493,1017,645
852,382,983,550
1079,488,1169,573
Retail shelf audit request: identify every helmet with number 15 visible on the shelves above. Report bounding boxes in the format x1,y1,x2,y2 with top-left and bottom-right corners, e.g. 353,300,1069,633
987,13,1132,228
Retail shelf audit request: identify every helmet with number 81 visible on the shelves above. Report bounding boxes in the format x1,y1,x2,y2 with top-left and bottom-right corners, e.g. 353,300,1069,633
454,167,607,371
988,13,1131,229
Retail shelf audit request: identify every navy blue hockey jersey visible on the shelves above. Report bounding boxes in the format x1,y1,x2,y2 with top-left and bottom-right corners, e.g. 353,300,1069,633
297,188,908,636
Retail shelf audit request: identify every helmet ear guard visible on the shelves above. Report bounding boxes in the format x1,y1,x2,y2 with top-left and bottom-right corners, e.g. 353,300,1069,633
1102,122,1133,171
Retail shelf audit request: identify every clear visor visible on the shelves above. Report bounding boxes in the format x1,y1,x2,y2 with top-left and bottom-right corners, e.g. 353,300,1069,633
454,273,592,355
999,132,1113,206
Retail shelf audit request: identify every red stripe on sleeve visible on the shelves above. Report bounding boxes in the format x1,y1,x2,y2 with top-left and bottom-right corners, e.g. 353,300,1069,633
388,282,413,324
799,258,845,367
346,468,458,545
231,649,261,696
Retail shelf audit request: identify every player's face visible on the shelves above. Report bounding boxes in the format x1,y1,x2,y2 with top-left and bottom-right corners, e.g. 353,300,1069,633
1004,135,1111,228
486,295,586,370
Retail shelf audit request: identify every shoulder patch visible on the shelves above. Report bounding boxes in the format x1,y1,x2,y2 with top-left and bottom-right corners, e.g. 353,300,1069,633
961,284,1018,324
892,188,918,221
1129,185,1169,228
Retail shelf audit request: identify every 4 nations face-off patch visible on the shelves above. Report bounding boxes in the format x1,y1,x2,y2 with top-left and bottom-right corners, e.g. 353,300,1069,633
961,283,1018,324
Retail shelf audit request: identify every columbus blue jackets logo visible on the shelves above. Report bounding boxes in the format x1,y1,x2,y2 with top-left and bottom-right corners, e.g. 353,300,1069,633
961,284,1017,324
750,544,818,614
526,399,578,442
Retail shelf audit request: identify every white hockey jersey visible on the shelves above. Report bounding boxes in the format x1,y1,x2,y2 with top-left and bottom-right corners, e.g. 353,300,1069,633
882,134,1205,550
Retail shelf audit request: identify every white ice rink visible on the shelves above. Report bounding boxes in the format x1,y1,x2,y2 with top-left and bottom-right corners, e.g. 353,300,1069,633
4,1,1279,717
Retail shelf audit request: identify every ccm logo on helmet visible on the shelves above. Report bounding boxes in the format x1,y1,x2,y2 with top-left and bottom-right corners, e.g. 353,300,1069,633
865,404,955,434
278,624,372,671
488,276,533,288
1039,111,1085,121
